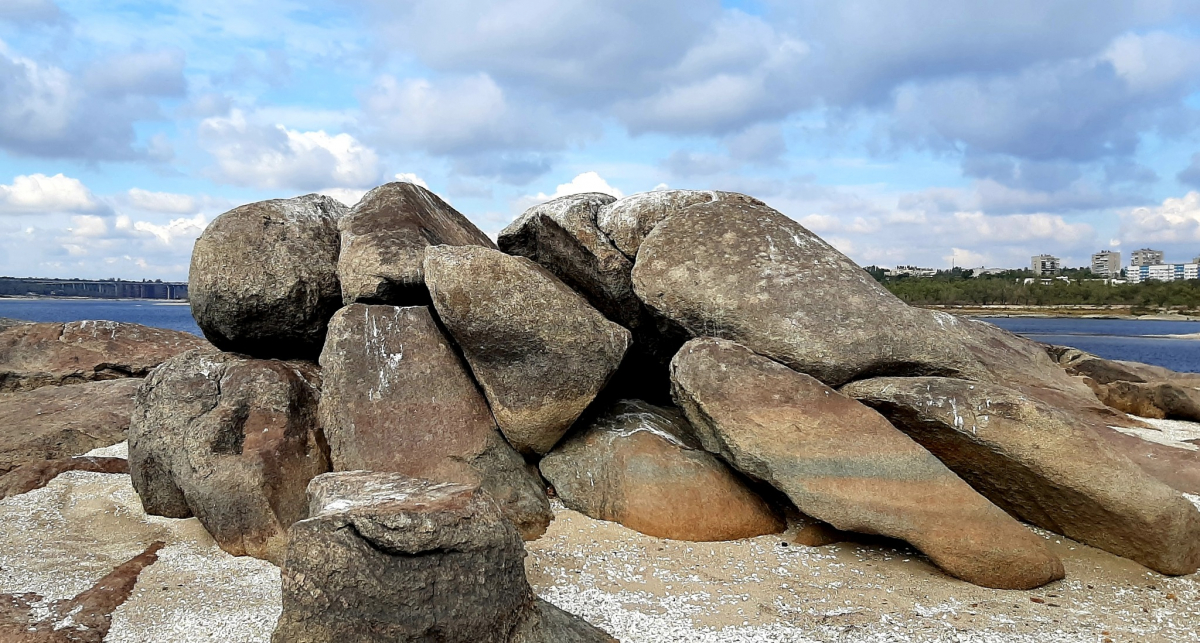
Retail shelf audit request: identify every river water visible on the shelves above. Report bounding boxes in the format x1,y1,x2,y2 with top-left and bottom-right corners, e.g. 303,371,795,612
2,298,1199,373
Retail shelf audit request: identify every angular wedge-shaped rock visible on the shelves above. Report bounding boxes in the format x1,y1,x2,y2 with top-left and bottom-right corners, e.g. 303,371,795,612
0,320,207,392
0,378,140,476
189,194,346,360
273,472,615,643
0,456,128,500
633,201,982,387
128,350,330,565
318,304,552,538
337,182,495,305
670,338,1064,589
424,246,631,455
596,189,764,259
540,399,784,541
843,376,1200,575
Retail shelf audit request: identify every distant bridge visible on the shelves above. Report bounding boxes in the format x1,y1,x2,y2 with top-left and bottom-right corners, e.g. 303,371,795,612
0,277,189,300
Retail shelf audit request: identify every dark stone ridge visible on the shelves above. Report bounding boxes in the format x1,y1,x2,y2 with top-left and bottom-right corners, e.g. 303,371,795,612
189,194,346,360
0,456,128,500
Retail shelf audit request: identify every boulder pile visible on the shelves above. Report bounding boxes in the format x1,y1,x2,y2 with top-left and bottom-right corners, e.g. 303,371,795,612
107,182,1200,634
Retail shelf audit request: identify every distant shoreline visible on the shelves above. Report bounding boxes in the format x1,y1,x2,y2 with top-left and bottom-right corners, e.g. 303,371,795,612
0,295,189,304
925,304,1200,322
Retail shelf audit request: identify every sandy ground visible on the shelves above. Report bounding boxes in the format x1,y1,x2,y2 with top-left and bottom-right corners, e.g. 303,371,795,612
0,441,1197,642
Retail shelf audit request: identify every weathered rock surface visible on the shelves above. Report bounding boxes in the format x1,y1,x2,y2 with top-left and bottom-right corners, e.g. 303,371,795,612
632,201,982,387
596,189,765,259
1086,378,1200,421
0,378,139,476
499,194,687,400
273,471,614,643
0,541,163,643
0,317,30,332
0,320,207,392
128,350,329,565
189,194,346,360
337,182,495,305
1093,425,1200,496
1046,344,1200,386
540,399,784,541
0,456,128,500
671,338,1064,589
425,246,631,455
844,376,1200,576
318,303,551,538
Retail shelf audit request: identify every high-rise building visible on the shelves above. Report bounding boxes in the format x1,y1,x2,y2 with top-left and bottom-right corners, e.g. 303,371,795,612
1128,263,1200,283
1130,248,1165,267
1031,254,1061,276
1091,250,1121,277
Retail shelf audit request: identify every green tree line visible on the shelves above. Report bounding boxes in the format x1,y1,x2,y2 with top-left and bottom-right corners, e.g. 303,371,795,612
865,267,1200,308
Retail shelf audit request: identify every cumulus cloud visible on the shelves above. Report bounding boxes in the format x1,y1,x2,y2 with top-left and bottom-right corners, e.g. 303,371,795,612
122,188,200,214
510,171,624,215
199,109,384,190
0,174,106,214
1121,191,1200,244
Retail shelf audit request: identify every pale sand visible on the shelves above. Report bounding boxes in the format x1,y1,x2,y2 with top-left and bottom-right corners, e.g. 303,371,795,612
0,443,1196,642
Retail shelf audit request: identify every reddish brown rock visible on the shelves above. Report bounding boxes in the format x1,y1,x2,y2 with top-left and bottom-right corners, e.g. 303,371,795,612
318,304,552,539
189,194,346,360
540,399,784,541
337,182,495,305
670,338,1064,590
424,246,631,455
0,456,128,500
273,472,614,643
844,376,1200,576
1085,379,1200,421
1092,425,1200,496
0,541,163,642
128,350,329,565
0,378,139,476
0,320,208,392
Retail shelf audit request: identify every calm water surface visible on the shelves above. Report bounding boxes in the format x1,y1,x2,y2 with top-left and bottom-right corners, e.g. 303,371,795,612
3,298,1200,373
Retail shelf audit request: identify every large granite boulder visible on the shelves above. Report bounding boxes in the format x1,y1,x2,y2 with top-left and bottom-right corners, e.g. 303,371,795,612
0,320,207,392
273,472,615,643
844,376,1200,576
189,194,346,360
337,182,495,306
595,189,765,259
1046,344,1200,386
540,399,784,541
128,350,330,565
670,338,1064,589
0,378,139,476
632,201,979,387
318,304,551,538
1086,379,1200,421
499,194,687,400
424,246,631,455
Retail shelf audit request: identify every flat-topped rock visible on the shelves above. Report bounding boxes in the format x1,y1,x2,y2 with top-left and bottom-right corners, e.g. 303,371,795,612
0,320,208,392
318,303,551,538
337,182,495,305
189,194,346,360
273,471,615,643
540,399,784,541
844,376,1200,576
425,246,631,455
671,338,1064,589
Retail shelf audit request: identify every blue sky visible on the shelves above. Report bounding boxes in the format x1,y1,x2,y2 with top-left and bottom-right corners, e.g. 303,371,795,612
3,0,1200,280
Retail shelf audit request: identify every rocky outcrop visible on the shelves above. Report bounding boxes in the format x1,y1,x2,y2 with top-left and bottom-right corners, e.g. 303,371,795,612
337,182,495,306
273,471,615,643
188,194,346,360
0,320,207,392
1046,344,1200,386
0,379,139,476
0,541,163,643
632,201,980,387
595,189,764,259
318,303,552,538
671,338,1064,589
1091,425,1200,496
844,376,1200,576
128,350,329,565
1086,379,1200,421
425,246,631,455
540,399,784,541
0,456,128,500
0,317,29,332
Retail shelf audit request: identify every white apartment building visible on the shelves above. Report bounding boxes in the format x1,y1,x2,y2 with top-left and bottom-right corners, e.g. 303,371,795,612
1127,263,1200,283
1130,248,1165,267
1090,250,1121,277
1031,254,1061,275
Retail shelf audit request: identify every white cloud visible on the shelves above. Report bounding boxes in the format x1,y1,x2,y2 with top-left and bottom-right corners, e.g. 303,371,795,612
123,188,199,214
395,172,428,188
0,173,105,214
945,247,987,267
199,109,383,190
122,213,208,247
1120,191,1200,244
509,171,624,221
